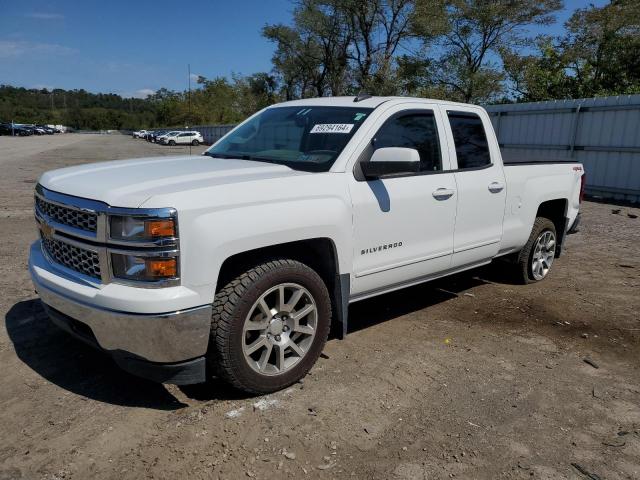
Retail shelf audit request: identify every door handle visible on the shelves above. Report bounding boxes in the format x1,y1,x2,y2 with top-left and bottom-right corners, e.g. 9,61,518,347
432,188,455,200
488,182,505,193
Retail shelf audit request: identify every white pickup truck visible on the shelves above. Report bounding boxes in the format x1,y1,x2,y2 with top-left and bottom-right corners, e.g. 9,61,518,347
29,96,584,393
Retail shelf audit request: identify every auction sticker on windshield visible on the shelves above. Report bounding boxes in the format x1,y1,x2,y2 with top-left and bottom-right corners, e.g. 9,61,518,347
310,124,354,134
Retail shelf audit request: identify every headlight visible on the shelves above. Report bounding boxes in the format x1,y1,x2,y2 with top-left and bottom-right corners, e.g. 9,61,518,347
109,216,176,242
108,211,179,285
111,253,178,282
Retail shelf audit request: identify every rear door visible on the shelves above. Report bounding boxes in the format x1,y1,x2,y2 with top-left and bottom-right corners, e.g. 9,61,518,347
443,109,507,267
349,103,457,297
177,132,192,144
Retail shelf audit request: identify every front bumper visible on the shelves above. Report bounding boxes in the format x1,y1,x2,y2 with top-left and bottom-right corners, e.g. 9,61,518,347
29,241,212,384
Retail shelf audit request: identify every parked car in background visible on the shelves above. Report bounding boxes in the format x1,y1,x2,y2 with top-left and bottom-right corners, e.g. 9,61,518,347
156,130,182,144
132,130,148,138
17,126,33,136
160,130,203,146
0,123,65,135
29,96,583,393
7,125,33,136
148,130,169,143
24,126,48,135
146,130,158,142
22,126,39,135
35,125,56,135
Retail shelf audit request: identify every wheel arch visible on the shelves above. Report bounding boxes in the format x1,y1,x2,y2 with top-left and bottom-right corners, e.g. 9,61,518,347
216,237,350,339
535,198,568,257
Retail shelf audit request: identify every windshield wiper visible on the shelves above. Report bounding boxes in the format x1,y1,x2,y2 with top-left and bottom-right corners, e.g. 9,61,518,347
205,151,282,164
203,152,236,159
204,151,313,171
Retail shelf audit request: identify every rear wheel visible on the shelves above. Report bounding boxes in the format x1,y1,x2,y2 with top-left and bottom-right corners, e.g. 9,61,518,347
516,217,557,284
192,139,200,146
208,259,331,394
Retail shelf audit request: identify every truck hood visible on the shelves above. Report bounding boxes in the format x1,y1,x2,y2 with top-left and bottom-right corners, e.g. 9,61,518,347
39,155,307,207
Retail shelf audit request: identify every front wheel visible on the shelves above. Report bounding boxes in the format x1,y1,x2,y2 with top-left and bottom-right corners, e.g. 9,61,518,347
191,139,200,146
168,140,176,146
208,259,331,394
516,217,557,284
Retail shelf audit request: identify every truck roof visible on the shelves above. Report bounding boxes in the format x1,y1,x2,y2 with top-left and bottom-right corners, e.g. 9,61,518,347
271,96,479,110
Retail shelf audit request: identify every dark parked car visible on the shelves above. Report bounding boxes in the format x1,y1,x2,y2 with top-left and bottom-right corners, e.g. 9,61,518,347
35,125,56,135
0,124,33,136
22,126,43,135
148,130,169,143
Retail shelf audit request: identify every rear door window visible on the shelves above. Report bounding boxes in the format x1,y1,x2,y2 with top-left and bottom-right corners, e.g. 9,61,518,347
447,112,491,169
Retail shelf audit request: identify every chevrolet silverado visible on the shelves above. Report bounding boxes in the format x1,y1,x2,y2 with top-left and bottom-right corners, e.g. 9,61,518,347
29,96,584,393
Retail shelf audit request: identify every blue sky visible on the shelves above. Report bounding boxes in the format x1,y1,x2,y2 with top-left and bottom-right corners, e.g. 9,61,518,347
0,0,607,98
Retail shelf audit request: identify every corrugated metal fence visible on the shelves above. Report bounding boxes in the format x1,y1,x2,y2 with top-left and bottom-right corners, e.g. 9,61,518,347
190,124,236,144
162,124,236,144
485,95,640,203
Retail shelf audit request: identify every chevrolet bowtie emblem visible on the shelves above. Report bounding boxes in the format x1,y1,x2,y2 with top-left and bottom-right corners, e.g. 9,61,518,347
40,222,55,238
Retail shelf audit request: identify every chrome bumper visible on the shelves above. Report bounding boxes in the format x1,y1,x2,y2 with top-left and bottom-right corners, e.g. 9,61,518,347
32,276,212,364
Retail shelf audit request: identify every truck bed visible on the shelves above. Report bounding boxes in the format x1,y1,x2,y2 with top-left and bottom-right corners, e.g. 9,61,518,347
499,161,583,256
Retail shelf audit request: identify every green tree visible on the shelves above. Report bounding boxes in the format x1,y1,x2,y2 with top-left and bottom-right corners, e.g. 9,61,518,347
263,0,353,98
411,0,562,103
343,0,421,94
262,23,324,99
504,0,640,101
264,0,435,97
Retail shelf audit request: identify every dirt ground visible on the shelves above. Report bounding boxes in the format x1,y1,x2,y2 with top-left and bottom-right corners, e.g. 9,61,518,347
0,134,638,480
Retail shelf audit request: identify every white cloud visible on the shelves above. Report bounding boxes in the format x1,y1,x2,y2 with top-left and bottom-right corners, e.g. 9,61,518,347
189,73,201,82
131,88,155,99
25,13,65,20
0,40,76,58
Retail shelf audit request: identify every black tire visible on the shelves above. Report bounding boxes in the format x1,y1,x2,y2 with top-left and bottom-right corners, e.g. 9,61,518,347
516,217,557,284
208,259,331,394
168,140,176,146
192,139,200,146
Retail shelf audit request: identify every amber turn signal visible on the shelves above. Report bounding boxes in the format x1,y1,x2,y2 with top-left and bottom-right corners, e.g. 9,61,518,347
145,258,177,278
144,219,175,237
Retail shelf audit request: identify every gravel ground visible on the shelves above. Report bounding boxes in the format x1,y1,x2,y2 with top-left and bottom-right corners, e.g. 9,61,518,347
0,134,638,480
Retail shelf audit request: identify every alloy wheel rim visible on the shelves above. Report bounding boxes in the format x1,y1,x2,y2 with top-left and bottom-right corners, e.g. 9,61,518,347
242,283,317,376
531,230,556,280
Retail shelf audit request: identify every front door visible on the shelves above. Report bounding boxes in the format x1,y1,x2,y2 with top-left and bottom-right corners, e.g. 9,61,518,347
349,104,457,298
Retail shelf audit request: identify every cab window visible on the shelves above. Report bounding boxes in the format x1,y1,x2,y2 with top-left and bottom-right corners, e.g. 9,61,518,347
373,112,442,172
447,112,491,169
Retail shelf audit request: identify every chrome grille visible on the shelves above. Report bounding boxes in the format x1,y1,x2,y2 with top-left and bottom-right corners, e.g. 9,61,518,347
41,235,101,278
35,196,97,233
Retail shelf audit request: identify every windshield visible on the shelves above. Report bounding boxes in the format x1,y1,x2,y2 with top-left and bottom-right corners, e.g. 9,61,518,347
204,106,373,172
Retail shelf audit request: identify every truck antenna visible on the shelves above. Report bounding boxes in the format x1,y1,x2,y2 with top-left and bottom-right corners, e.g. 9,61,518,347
354,92,372,102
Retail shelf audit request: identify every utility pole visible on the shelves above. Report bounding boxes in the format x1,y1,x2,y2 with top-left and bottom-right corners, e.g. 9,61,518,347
188,64,192,156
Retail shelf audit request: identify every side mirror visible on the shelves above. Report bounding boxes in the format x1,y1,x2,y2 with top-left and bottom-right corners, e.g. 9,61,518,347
360,147,421,180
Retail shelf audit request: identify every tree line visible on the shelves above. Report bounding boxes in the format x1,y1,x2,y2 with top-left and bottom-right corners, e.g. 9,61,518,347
264,0,639,102
1,0,637,130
